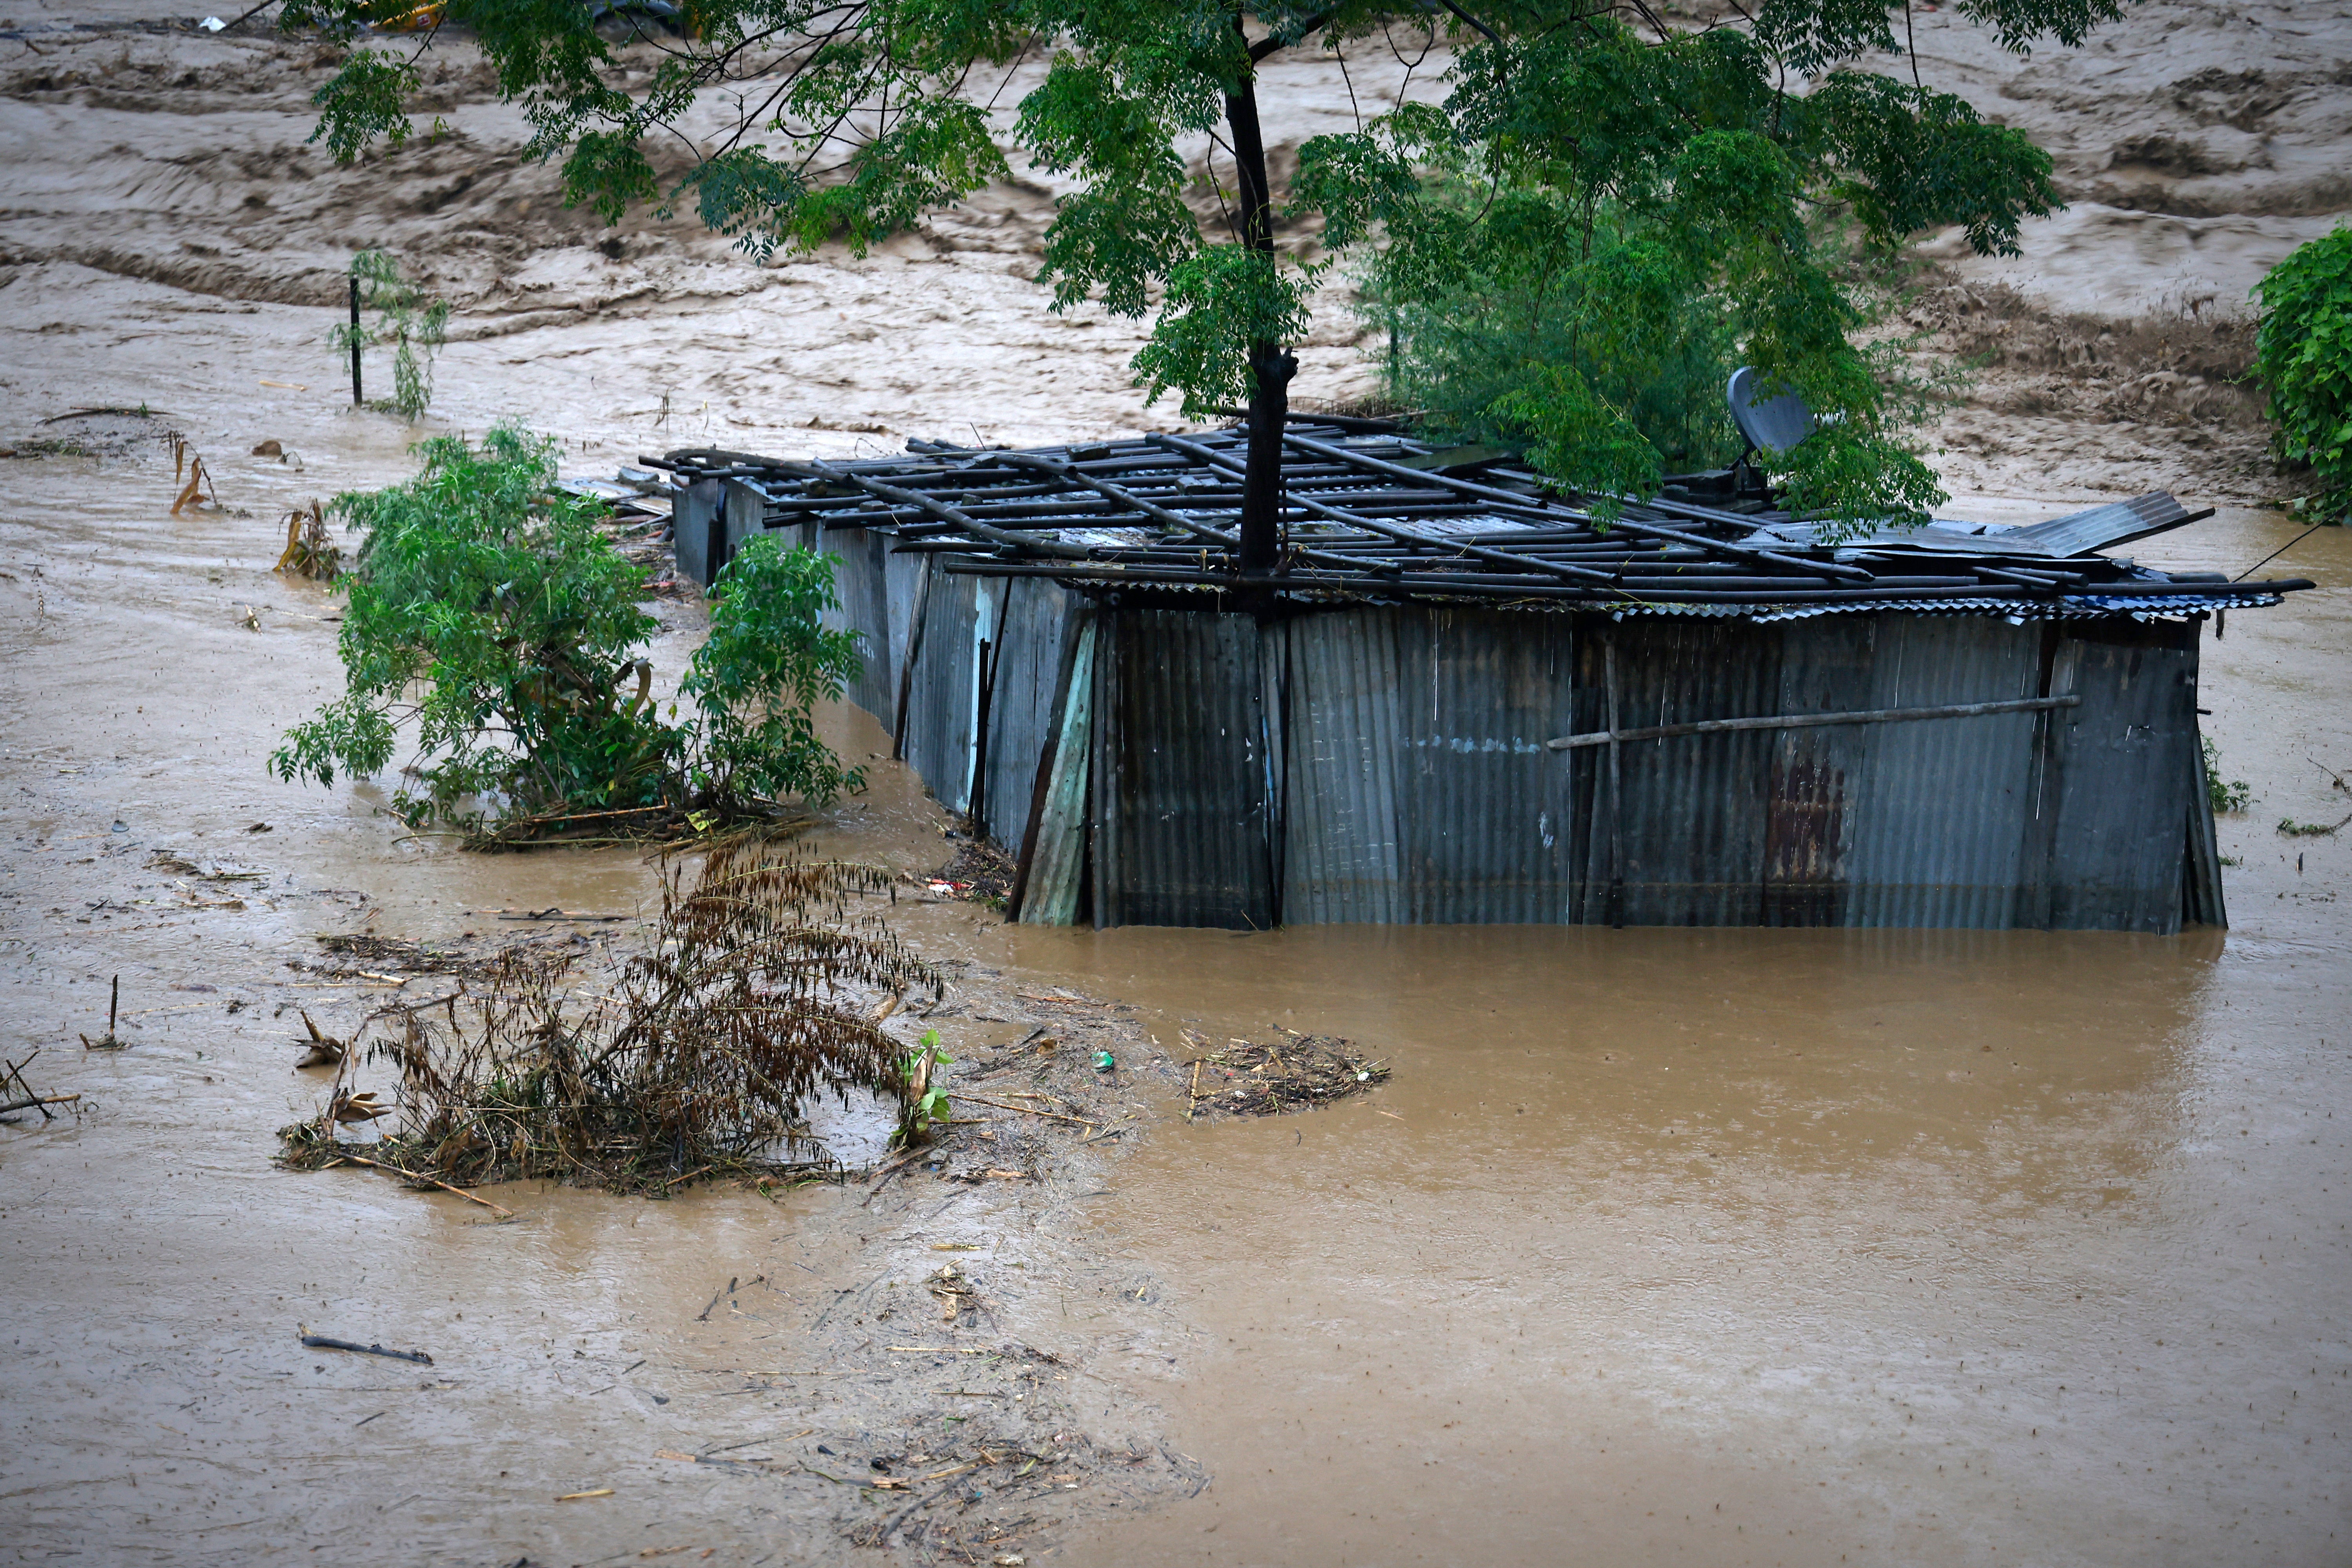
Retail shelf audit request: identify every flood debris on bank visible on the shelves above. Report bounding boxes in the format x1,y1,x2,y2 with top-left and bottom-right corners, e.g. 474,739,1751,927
918,822,1019,906
279,838,940,1194
1180,1027,1390,1119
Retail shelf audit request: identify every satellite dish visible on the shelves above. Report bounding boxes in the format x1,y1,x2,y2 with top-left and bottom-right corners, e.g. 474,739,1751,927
1726,367,1818,457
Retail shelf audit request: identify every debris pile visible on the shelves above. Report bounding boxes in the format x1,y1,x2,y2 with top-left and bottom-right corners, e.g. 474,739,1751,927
923,825,1018,906
1180,1028,1390,1119
279,837,941,1193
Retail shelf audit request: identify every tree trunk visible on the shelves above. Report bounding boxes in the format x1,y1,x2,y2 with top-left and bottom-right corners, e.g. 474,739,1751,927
1223,35,1292,575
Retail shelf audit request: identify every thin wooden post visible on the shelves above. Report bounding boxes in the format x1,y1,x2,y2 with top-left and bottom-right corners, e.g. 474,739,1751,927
348,274,363,407
1605,637,1624,929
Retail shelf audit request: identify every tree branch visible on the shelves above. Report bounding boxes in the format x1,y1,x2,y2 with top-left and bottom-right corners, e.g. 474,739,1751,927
1249,7,1339,62
1435,0,1502,45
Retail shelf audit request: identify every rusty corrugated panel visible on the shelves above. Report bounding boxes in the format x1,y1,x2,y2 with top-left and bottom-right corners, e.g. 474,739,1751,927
976,578,1075,848
1394,608,1580,923
1281,608,1406,924
1840,616,2043,929
1762,617,1875,925
1581,618,1779,926
1093,607,1272,929
2043,619,2200,934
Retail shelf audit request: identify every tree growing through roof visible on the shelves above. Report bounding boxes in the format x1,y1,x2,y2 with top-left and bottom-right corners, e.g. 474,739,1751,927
289,0,2121,543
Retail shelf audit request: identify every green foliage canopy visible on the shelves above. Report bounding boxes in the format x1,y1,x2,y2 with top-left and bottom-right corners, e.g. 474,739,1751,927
289,0,2125,530
272,426,862,835
2254,225,2352,525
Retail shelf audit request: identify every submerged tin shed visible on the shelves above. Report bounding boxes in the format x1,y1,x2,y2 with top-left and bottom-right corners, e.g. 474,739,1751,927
652,423,2308,934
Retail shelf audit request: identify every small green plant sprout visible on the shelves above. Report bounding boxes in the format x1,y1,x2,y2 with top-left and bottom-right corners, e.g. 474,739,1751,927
333,249,451,421
897,1030,953,1147
2278,813,2350,838
2204,735,2252,815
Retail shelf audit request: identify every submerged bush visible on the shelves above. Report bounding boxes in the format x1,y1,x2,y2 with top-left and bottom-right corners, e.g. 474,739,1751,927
270,425,863,840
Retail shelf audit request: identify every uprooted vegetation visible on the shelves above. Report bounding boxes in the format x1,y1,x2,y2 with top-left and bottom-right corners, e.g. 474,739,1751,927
279,838,941,1193
1179,1028,1390,1119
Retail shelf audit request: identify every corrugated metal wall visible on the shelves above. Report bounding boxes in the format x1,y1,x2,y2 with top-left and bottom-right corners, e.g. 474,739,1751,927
1093,608,1274,930
2043,619,2202,933
814,561,2211,934
1762,617,1875,926
898,564,984,817
1281,610,1408,924
1839,616,2044,929
976,578,1077,849
818,525,899,728
1579,619,1780,926
1395,610,1581,923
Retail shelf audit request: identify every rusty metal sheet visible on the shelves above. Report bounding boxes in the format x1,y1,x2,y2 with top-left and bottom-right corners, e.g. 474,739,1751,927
1760,618,1876,926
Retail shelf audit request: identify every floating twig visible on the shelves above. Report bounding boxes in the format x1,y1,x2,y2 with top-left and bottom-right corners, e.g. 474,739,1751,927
321,1153,514,1217
299,1331,434,1365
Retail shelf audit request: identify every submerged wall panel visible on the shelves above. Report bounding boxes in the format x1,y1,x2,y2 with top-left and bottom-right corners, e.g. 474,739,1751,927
1763,618,1875,926
900,564,983,818
1593,619,1779,926
1842,616,2043,929
2043,621,2199,934
1094,608,1271,930
818,525,900,730
977,578,1076,848
1281,609,1407,925
1394,609,1580,924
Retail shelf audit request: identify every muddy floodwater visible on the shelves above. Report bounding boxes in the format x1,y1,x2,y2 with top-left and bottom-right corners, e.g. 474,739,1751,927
4,392,2347,1566
4,6,2352,1555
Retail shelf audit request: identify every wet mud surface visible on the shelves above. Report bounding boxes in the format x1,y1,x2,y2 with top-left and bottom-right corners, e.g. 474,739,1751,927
4,5,2352,1563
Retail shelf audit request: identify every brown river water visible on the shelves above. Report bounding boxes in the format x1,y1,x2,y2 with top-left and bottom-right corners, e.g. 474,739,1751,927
4,383,2347,1568
2,79,2349,1558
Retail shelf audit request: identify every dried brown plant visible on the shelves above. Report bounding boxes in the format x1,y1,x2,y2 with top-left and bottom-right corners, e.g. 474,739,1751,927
281,838,942,1192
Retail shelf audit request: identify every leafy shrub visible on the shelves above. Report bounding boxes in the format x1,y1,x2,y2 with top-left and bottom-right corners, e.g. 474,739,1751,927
2254,226,2352,523
271,426,862,839
1362,195,1746,483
